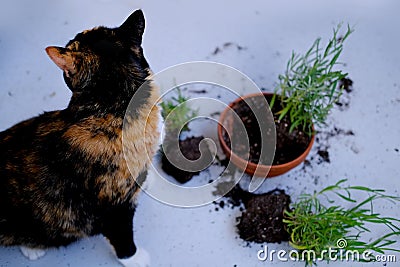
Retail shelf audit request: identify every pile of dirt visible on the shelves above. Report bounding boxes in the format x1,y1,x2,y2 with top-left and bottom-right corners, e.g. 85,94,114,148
237,189,291,243
211,165,291,244
161,136,212,183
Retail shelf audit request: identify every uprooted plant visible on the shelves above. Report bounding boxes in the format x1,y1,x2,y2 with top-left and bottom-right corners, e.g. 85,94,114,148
283,179,400,265
160,88,198,137
160,88,213,183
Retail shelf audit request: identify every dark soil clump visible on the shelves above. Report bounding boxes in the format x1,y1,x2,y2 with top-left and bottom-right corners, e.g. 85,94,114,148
161,136,212,184
224,184,253,208
222,94,311,165
336,77,354,110
211,161,291,243
317,150,330,163
339,77,353,93
237,189,291,243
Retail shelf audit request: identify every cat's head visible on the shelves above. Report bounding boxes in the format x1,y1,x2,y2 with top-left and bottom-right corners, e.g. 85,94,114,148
45,10,149,93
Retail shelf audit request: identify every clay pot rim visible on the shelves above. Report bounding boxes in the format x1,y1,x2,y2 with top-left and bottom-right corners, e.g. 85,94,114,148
217,92,315,177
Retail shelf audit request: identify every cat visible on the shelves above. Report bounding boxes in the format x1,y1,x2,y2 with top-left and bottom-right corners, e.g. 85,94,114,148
0,10,160,267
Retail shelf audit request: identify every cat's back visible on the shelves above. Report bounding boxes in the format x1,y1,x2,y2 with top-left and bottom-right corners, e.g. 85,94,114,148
0,111,66,164
0,109,125,181
0,111,69,215
0,107,143,203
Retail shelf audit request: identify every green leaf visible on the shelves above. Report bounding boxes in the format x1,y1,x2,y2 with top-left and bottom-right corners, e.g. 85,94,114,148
278,104,291,121
335,192,357,203
274,24,352,135
285,179,400,266
270,93,277,109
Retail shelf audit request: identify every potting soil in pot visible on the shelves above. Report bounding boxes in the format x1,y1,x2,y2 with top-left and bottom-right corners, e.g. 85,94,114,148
223,94,311,165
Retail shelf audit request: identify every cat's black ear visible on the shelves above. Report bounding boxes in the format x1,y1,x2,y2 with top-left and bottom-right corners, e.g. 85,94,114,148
119,10,145,44
46,46,76,77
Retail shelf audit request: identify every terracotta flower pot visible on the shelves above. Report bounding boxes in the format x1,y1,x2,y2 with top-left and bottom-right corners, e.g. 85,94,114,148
218,92,315,177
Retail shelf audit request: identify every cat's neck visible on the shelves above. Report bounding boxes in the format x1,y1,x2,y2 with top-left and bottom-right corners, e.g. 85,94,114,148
66,75,151,120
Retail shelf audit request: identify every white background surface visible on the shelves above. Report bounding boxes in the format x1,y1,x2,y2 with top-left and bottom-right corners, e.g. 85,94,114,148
0,0,399,266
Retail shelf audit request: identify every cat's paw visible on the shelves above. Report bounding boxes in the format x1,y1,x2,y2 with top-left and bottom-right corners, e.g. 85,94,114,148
118,247,150,267
19,246,46,260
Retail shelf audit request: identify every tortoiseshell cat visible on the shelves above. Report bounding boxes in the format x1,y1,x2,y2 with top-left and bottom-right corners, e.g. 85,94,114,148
0,10,159,266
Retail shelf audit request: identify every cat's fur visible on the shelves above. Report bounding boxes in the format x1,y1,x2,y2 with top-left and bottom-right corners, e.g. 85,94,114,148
0,10,159,265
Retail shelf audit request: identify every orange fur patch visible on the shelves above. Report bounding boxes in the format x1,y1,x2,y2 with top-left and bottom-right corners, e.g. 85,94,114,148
63,81,161,204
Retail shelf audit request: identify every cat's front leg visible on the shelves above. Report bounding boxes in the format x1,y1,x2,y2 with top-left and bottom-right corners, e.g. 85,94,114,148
118,247,150,267
102,205,150,267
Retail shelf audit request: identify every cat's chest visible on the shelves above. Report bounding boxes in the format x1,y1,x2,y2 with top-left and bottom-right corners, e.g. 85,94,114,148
63,105,160,203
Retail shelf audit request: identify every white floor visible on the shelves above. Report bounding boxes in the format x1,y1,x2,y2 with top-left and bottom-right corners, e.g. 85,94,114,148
1,0,400,266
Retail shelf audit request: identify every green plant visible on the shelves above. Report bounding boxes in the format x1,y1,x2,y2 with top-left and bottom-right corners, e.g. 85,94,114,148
271,24,353,136
160,87,198,135
283,179,400,266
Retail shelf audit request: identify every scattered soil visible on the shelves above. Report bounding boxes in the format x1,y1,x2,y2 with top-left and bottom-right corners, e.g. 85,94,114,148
188,89,207,94
317,150,330,163
210,111,221,118
339,77,353,93
315,127,354,164
323,127,354,138
212,47,222,55
214,183,253,209
299,126,355,171
336,77,354,110
303,77,355,168
211,158,249,209
212,42,246,55
161,136,212,184
222,94,311,165
223,42,246,50
237,189,291,243
211,158,291,244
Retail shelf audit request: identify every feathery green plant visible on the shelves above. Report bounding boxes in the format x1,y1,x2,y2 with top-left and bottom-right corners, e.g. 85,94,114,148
283,179,400,266
160,87,198,135
271,24,353,136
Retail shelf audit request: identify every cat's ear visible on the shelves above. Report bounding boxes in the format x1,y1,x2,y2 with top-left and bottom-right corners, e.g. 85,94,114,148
119,10,145,44
45,46,76,77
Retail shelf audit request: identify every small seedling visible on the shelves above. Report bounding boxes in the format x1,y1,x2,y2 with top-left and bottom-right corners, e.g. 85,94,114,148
271,24,353,136
283,179,400,266
160,87,198,135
